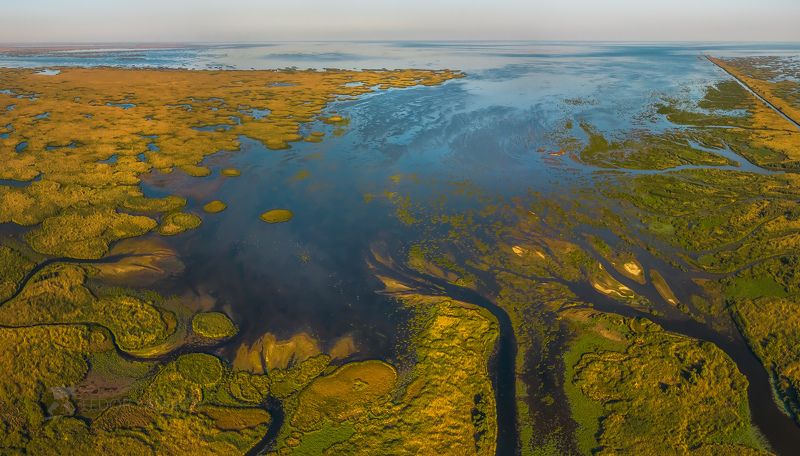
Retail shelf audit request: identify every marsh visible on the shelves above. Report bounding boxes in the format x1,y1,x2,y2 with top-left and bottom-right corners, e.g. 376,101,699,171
2,41,800,455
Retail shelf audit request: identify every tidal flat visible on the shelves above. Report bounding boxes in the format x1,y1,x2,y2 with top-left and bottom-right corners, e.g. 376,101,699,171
2,42,800,455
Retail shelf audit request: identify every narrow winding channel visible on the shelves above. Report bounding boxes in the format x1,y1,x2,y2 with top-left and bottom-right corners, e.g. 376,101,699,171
417,273,520,456
0,255,131,307
368,251,521,456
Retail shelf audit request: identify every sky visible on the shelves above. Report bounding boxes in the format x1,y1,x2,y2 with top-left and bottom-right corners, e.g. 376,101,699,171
2,0,799,43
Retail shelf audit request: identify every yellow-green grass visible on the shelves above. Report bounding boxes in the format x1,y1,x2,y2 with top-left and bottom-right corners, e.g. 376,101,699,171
260,209,293,224
43,352,274,454
202,200,227,213
562,309,767,455
226,371,271,405
158,211,201,236
280,295,499,456
578,123,735,170
26,207,156,259
191,311,238,339
0,324,110,450
731,296,800,423
607,169,800,273
0,263,173,353
292,360,397,431
0,244,35,301
121,194,186,213
269,354,331,399
176,353,225,386
198,405,271,431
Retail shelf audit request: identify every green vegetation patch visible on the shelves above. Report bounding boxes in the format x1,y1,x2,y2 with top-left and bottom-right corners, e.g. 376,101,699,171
280,296,499,455
141,358,213,412
158,211,202,236
199,405,270,431
93,404,159,432
0,264,173,353
202,200,227,213
260,209,293,224
83,353,270,454
27,207,156,259
121,194,186,213
290,422,355,454
0,324,109,450
176,353,225,386
732,296,800,423
292,360,397,431
578,124,734,170
650,269,680,308
270,354,331,399
608,169,800,272
0,244,35,301
725,276,788,299
95,294,171,351
699,80,755,112
563,310,766,454
227,371,271,405
192,311,238,339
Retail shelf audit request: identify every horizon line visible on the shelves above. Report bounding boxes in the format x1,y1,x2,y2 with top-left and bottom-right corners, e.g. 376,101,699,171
2,39,800,46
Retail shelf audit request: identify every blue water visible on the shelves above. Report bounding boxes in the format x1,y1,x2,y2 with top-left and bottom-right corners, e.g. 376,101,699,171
106,102,136,109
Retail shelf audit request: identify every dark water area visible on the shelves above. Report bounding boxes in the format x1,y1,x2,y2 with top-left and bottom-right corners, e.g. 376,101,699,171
5,41,800,453
141,132,418,359
247,397,285,456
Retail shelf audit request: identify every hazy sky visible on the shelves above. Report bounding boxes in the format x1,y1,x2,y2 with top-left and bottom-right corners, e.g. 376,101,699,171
3,0,799,43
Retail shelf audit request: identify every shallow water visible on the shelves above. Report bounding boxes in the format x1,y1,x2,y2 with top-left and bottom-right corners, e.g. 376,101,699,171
4,41,800,453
